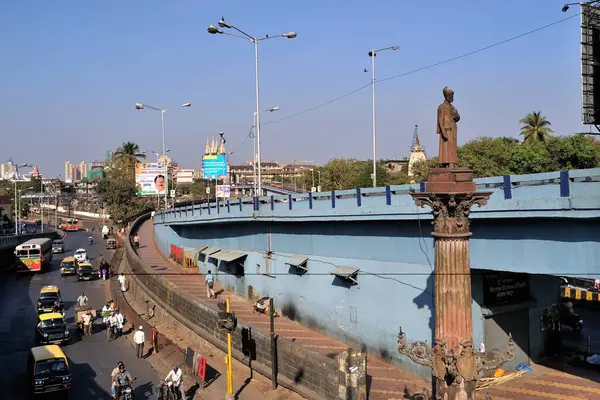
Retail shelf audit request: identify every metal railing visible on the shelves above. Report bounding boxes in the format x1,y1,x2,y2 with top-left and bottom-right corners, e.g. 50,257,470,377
156,168,600,221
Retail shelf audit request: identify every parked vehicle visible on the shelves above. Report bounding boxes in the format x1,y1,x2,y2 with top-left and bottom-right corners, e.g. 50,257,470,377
52,240,65,254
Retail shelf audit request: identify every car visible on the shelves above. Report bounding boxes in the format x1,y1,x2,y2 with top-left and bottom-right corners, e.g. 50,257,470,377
35,312,69,346
74,248,87,263
60,257,78,276
77,262,95,281
37,286,64,314
52,240,65,254
106,238,117,250
28,345,72,395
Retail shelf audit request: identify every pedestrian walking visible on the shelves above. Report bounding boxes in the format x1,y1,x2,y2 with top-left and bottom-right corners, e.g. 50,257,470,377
134,326,145,358
205,270,215,299
118,273,127,292
83,311,93,336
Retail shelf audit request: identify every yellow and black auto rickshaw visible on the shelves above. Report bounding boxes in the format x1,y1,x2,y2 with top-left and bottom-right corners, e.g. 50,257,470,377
28,345,71,395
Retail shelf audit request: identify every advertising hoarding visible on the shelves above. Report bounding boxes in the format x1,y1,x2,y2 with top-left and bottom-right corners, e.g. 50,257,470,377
135,162,168,196
202,154,228,180
216,185,231,198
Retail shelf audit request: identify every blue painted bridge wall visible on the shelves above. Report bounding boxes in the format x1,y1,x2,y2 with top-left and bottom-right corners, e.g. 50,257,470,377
152,168,600,377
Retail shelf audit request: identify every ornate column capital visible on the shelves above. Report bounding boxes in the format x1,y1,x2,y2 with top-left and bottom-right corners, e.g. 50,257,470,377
410,192,492,238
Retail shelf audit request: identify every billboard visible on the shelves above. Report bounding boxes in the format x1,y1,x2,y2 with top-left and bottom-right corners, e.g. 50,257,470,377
202,154,228,180
581,4,600,124
216,185,231,198
135,162,168,196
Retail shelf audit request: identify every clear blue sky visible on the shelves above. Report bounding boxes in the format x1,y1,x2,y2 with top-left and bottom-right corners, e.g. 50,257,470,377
0,0,586,176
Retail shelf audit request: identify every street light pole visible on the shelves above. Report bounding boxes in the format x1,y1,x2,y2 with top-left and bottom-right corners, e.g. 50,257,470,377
368,45,399,188
40,179,44,233
207,18,295,197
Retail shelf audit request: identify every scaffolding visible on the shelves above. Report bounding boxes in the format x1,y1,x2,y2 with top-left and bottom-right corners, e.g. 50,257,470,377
581,4,600,125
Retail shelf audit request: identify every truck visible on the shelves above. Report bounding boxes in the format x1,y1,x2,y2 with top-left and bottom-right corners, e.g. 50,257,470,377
102,225,110,239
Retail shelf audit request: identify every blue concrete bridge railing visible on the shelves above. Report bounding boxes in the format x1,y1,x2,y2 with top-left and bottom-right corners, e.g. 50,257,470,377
157,168,600,224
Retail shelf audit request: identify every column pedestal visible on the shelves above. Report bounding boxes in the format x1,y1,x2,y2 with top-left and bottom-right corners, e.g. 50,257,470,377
397,169,514,400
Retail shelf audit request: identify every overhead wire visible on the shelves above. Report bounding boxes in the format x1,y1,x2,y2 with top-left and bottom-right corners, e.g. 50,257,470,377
262,13,580,126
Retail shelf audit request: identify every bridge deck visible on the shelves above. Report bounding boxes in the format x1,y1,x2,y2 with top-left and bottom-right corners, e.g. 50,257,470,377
136,219,429,398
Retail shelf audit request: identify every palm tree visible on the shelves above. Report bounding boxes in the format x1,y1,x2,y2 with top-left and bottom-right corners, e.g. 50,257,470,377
519,112,553,144
113,142,146,162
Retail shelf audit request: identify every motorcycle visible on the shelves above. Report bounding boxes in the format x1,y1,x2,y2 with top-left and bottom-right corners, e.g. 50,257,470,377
118,382,135,400
556,302,584,332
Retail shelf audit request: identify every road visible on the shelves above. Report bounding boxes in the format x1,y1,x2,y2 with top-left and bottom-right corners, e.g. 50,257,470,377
0,230,159,399
562,304,600,353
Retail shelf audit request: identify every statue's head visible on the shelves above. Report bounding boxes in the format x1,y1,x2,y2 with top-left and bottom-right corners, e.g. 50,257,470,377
443,86,454,103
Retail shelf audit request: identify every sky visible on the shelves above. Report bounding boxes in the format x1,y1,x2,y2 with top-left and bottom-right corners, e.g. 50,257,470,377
0,0,589,177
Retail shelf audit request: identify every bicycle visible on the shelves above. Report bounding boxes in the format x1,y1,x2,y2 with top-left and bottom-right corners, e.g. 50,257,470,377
158,380,182,400
106,324,118,342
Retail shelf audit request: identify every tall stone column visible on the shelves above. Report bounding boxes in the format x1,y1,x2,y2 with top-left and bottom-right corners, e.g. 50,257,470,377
398,168,515,400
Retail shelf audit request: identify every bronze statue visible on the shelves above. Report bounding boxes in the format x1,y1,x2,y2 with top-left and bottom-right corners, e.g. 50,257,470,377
437,86,460,167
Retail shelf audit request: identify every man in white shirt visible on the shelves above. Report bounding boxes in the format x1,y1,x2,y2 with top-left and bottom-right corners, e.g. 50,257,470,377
77,292,88,308
164,364,185,399
118,273,127,292
133,326,145,359
115,309,124,337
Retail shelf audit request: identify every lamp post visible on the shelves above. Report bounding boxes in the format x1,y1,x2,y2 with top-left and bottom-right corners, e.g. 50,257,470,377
368,45,399,187
207,18,296,196
39,178,44,233
135,102,191,211
13,163,31,234
252,107,280,195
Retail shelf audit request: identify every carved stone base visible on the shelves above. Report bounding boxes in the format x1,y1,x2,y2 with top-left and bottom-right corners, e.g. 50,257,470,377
425,168,476,193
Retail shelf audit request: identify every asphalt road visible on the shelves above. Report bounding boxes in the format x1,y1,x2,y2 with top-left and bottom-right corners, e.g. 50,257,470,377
0,230,159,399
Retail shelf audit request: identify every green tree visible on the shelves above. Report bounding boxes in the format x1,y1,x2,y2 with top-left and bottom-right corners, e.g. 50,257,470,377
457,137,520,177
320,159,364,190
519,111,553,144
113,142,146,163
545,134,600,171
97,152,153,226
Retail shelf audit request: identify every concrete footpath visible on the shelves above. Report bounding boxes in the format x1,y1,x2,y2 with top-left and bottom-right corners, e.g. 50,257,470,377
113,250,302,400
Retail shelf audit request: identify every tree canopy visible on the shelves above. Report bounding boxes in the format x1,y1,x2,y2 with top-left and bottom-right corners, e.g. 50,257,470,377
96,141,153,225
305,133,600,191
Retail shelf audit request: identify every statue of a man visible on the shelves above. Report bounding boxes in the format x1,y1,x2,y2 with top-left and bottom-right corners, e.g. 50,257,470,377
437,87,460,167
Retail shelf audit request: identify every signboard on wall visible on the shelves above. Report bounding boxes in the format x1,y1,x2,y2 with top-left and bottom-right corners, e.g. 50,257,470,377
135,162,168,196
202,154,228,180
483,272,530,305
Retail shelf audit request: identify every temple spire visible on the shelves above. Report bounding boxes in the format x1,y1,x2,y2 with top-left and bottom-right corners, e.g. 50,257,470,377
411,124,422,152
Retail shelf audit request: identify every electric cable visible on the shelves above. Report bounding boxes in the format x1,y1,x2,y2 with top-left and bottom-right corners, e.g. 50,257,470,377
262,14,579,126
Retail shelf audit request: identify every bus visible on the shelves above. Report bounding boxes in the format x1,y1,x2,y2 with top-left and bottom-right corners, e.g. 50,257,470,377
65,219,79,231
15,238,53,273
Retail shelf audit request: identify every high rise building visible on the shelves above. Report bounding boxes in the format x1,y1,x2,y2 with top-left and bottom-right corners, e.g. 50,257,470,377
0,163,6,179
64,161,72,182
79,161,88,179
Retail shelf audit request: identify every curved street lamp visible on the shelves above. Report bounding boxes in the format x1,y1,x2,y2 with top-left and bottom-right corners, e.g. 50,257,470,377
207,17,296,196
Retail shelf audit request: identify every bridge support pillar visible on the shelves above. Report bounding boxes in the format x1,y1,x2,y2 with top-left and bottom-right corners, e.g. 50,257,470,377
399,168,515,400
